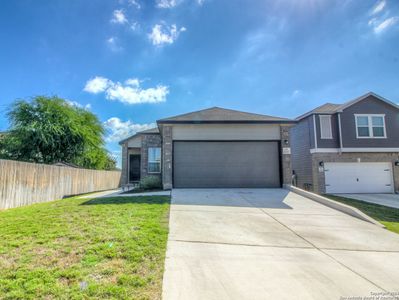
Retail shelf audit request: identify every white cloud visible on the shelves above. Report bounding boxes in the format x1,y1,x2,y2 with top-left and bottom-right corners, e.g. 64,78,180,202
66,100,91,110
196,0,205,5
106,37,123,51
367,0,398,34
84,76,110,93
373,16,399,34
84,76,169,104
128,0,141,9
130,21,140,31
292,90,301,97
111,9,128,24
148,24,186,46
156,0,179,8
103,117,156,142
371,0,386,15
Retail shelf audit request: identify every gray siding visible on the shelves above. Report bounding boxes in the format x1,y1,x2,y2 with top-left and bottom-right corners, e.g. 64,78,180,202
340,95,399,148
314,114,340,148
290,118,314,190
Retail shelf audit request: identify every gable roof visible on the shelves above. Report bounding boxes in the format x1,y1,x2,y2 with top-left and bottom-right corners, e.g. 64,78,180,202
157,107,294,124
296,103,341,120
296,92,399,121
118,127,159,145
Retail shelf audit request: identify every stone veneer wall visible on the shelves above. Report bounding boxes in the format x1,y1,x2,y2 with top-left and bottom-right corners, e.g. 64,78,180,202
161,126,173,190
312,152,399,194
280,125,293,186
121,144,128,185
140,134,162,180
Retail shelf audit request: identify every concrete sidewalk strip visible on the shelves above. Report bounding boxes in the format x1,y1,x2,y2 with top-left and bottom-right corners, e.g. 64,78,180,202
337,193,399,209
79,189,171,198
163,188,399,300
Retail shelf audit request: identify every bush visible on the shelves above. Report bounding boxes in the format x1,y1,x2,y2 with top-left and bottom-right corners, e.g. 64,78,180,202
139,176,162,190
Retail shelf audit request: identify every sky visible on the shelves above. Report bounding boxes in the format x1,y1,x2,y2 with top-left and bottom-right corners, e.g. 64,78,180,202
0,0,398,166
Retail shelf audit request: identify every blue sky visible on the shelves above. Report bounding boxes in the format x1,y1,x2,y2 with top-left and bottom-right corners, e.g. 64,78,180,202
1,0,399,166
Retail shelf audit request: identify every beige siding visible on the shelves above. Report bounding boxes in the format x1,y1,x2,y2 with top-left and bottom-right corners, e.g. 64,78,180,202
0,159,121,209
172,124,281,140
127,136,142,147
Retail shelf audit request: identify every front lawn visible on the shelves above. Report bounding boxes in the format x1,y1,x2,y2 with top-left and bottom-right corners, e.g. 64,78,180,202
0,195,170,299
326,195,399,234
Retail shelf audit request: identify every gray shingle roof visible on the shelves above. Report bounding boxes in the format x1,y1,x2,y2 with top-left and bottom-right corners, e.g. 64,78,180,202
137,127,159,134
296,92,399,121
157,107,294,123
296,103,341,120
118,127,159,144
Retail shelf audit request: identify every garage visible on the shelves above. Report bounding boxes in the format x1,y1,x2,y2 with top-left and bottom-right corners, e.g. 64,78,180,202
173,141,281,188
324,162,393,194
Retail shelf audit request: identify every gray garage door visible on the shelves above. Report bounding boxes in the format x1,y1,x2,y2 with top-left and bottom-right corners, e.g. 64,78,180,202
173,141,280,188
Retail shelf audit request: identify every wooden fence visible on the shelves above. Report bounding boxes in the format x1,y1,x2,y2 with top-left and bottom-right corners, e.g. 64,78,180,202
0,159,121,209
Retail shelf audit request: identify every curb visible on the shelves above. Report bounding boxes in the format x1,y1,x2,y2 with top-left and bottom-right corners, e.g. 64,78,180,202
284,185,385,228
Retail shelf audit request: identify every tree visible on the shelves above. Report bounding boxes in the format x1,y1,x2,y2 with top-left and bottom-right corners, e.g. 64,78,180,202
0,96,116,170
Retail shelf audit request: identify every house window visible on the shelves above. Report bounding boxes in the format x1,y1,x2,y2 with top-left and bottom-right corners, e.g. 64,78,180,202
355,115,386,138
148,147,161,173
319,115,332,139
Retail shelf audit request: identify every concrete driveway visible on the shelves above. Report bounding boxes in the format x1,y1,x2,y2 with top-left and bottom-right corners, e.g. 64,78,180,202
162,188,399,300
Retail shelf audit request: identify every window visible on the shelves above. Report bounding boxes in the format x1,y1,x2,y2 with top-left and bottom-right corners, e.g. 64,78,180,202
355,115,386,138
319,115,332,139
148,147,161,173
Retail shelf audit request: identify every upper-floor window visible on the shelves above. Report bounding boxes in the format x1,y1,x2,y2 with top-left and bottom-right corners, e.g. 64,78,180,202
355,114,386,138
148,147,161,173
319,115,332,139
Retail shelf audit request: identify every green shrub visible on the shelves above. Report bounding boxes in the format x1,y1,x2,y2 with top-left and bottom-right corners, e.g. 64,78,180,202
139,176,162,190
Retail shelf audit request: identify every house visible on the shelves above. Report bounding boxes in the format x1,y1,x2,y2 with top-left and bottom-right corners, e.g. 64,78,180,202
291,92,399,194
120,107,295,189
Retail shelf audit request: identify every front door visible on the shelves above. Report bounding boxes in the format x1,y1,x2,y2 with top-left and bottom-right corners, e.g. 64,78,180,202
129,155,141,182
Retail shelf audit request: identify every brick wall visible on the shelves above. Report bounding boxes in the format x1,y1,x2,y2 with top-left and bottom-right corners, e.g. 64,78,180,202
312,152,399,194
161,126,173,190
280,125,293,185
140,134,162,180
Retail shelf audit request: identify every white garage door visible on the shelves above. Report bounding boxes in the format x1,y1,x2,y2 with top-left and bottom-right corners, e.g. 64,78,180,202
324,162,393,194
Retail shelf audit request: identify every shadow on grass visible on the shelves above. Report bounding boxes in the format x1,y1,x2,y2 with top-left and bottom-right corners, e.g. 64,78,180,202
80,196,170,206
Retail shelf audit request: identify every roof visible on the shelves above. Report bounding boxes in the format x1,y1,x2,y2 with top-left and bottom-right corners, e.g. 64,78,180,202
118,127,159,145
136,127,159,134
296,103,341,120
296,92,399,121
157,107,294,124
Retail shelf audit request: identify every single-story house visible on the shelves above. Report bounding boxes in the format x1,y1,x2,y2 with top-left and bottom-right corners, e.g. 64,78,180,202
120,107,295,189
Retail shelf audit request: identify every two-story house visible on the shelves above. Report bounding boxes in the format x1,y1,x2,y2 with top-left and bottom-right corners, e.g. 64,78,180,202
291,92,399,194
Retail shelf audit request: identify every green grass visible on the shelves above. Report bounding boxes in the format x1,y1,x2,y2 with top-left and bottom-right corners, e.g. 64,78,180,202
0,195,170,299
325,195,399,234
